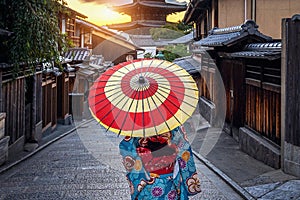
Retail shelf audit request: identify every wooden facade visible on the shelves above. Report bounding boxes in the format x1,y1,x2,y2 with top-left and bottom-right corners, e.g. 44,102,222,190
0,60,73,158
42,72,57,133
186,17,283,167
244,60,281,145
57,73,70,122
58,6,87,48
182,0,300,169
219,59,246,128
0,68,43,149
2,75,26,144
183,0,300,40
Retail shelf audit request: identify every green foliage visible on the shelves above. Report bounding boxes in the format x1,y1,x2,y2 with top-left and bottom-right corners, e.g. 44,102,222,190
162,50,178,62
0,0,69,74
150,27,184,40
163,44,192,62
149,21,193,41
144,52,153,58
176,21,193,34
149,21,193,62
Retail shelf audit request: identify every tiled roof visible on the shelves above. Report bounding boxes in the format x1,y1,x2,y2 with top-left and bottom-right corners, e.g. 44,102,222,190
108,20,166,30
113,1,186,13
168,32,194,44
76,19,143,51
154,39,174,47
231,42,281,60
89,55,104,66
173,56,201,75
130,35,156,47
194,20,272,47
244,42,281,51
64,48,91,62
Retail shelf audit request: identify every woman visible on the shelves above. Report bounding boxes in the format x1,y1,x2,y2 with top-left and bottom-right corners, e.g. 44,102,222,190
119,126,201,200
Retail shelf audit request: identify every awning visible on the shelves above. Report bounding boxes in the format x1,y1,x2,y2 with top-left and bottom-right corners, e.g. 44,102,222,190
230,42,281,60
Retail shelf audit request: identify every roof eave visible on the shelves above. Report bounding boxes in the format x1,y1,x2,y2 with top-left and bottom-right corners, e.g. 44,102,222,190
183,0,209,24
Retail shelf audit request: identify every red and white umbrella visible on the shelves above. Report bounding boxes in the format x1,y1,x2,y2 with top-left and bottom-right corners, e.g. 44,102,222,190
88,59,198,137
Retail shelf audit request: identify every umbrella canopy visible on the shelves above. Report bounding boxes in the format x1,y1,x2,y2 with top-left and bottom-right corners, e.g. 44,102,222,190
88,59,199,137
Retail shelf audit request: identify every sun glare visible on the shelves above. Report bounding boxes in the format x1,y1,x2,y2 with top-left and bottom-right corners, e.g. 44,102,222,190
65,0,131,26
97,6,131,25
66,0,188,26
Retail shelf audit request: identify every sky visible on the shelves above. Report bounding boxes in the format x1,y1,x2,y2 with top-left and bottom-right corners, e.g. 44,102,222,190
65,0,189,26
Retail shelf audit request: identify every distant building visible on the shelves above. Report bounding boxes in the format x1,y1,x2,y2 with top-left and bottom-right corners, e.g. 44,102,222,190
58,6,88,47
74,19,143,64
108,0,187,34
129,35,156,58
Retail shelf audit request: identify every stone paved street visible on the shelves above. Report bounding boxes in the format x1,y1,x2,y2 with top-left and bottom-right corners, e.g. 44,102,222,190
0,119,244,200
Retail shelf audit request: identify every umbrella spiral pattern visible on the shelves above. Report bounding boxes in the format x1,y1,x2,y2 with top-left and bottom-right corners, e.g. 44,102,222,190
88,59,199,137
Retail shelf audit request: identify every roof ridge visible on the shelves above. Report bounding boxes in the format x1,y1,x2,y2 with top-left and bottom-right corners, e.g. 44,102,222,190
210,20,259,35
245,42,282,50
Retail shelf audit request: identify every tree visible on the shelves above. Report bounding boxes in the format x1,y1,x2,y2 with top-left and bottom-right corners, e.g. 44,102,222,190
150,27,184,40
149,21,193,62
0,0,69,73
150,21,193,40
162,44,191,62
0,0,70,142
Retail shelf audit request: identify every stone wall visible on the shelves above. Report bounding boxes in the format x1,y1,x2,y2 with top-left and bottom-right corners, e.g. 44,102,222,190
198,97,215,126
239,127,281,169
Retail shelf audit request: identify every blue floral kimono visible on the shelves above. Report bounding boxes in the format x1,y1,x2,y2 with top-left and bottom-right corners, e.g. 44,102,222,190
119,126,201,200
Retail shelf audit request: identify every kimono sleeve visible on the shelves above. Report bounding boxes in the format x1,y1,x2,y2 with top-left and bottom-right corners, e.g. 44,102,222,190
172,127,202,197
119,137,148,200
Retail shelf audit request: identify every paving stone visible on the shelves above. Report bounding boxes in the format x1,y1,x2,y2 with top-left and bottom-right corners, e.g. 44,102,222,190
245,182,282,198
63,190,113,199
0,119,245,200
3,191,64,200
259,180,300,200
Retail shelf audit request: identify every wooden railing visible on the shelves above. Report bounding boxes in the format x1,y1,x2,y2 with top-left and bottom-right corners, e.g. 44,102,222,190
2,77,25,144
42,76,57,132
57,73,70,120
199,56,216,102
245,64,281,145
1,71,43,145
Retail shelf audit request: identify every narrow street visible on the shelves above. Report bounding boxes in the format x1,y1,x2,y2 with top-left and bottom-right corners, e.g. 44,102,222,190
0,119,244,200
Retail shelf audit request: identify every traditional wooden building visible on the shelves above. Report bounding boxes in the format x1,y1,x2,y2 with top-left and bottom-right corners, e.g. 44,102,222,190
0,5,89,161
74,19,143,64
58,6,88,47
63,18,144,120
183,0,300,40
180,19,284,168
108,0,186,34
183,0,300,176
193,20,272,128
40,7,89,136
